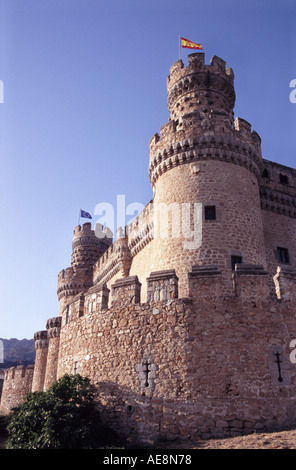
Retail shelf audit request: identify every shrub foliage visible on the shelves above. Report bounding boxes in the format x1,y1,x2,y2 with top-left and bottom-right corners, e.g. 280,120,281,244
6,374,117,449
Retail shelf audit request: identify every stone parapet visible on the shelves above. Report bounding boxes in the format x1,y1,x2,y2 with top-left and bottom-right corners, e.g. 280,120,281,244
188,265,222,299
46,316,62,338
57,266,93,315
146,269,178,302
111,276,141,306
126,202,154,257
260,160,296,219
86,283,110,313
149,134,263,186
0,365,34,415
34,330,48,349
93,233,132,286
233,264,270,300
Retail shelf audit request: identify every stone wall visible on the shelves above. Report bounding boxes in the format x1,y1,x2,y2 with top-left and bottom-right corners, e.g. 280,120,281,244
261,209,296,293
32,330,48,392
52,269,296,444
2,268,296,444
0,365,34,415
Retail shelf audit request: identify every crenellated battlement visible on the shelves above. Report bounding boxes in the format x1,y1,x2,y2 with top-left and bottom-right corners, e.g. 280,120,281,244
58,263,296,328
93,229,132,286
46,316,62,338
72,222,112,244
149,53,263,190
57,265,93,314
0,364,34,415
149,133,263,186
126,201,154,257
260,159,296,218
57,223,112,315
3,259,296,427
234,117,262,152
167,54,235,121
34,330,48,349
71,222,112,268
58,265,91,282
51,259,296,442
167,53,234,83
3,364,34,381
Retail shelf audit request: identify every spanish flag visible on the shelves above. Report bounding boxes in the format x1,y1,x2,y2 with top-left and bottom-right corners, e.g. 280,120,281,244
181,37,203,50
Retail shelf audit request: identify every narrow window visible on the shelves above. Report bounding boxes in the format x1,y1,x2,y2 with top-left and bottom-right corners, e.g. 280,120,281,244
79,294,84,317
231,255,242,270
262,168,269,178
277,247,289,264
65,305,69,324
73,361,79,375
279,174,289,185
205,205,216,220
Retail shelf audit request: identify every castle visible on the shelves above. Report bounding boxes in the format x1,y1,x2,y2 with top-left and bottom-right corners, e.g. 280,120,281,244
1,52,296,444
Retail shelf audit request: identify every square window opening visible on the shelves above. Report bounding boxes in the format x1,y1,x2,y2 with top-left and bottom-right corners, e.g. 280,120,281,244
277,247,290,264
205,205,216,220
279,174,289,185
231,255,242,271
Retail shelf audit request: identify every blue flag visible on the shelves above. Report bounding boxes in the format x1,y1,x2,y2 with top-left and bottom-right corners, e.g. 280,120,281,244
80,210,92,219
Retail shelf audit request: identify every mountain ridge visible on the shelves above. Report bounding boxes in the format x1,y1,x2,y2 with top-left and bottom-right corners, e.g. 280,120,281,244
0,337,35,369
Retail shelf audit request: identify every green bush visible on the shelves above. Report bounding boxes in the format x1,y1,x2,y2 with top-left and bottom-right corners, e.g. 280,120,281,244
0,414,10,434
6,374,118,449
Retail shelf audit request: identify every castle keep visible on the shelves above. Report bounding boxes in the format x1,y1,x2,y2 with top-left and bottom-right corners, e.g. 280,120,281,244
1,52,296,444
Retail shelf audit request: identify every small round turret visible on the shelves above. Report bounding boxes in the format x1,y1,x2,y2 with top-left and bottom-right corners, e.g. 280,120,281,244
57,222,112,314
167,53,235,124
32,331,48,392
71,222,112,268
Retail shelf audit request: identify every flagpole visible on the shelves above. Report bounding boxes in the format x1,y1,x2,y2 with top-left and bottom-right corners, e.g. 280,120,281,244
78,208,81,226
179,35,181,60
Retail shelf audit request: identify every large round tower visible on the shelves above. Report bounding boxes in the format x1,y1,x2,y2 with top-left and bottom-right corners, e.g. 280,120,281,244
148,53,266,295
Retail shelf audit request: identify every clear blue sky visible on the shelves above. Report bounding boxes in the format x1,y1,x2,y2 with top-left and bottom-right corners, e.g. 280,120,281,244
0,0,295,339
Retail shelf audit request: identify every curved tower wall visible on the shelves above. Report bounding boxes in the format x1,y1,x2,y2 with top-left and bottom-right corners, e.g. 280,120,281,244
32,330,48,392
43,317,61,390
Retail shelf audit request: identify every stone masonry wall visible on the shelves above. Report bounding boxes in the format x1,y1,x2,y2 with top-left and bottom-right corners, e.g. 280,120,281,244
32,330,48,392
261,209,296,292
0,365,34,415
54,269,296,444
147,159,267,298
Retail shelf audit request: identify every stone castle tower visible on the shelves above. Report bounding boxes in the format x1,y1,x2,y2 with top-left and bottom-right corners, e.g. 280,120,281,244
148,53,266,296
1,52,296,444
57,222,112,315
